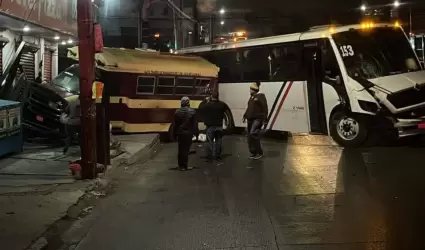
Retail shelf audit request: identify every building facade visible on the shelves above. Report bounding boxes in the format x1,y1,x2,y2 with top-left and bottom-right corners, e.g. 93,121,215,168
0,0,77,82
100,0,187,50
98,0,139,48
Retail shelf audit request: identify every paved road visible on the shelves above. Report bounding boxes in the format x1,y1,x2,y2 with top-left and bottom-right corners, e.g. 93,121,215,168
74,135,425,250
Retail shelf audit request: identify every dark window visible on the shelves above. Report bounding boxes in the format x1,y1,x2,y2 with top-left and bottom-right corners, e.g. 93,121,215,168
157,77,175,95
214,50,243,83
414,36,424,62
242,47,270,81
163,7,169,15
121,27,137,37
137,76,155,94
176,78,194,95
194,78,210,96
177,77,194,87
322,39,341,78
269,43,302,81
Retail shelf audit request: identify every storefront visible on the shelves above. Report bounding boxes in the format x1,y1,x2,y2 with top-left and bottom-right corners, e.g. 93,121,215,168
0,0,77,82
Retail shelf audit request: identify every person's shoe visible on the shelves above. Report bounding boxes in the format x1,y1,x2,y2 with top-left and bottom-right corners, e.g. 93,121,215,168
253,154,263,160
187,166,194,170
249,154,256,159
179,167,187,171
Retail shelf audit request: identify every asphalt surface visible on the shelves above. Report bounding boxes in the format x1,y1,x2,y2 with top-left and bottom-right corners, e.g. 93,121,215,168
74,134,425,250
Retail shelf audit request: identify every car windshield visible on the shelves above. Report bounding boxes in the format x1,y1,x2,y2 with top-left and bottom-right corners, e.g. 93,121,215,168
52,65,80,94
332,27,421,79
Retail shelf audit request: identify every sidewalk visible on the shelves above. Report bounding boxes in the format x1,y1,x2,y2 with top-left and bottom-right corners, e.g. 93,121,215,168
0,133,160,250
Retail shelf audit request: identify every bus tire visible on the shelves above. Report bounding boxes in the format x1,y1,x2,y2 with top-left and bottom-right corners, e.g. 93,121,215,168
329,111,368,148
223,108,234,134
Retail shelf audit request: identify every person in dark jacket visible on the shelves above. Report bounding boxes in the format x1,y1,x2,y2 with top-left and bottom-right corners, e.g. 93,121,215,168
243,81,268,159
198,92,227,160
60,97,81,154
173,96,198,171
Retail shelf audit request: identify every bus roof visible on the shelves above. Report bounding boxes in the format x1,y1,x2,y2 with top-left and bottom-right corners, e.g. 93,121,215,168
67,47,219,77
178,23,396,54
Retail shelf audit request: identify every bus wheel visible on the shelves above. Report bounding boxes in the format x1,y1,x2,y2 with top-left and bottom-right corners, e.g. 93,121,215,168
330,111,368,148
223,109,234,133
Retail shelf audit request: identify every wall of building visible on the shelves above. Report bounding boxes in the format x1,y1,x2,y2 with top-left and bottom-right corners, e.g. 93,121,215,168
100,0,183,48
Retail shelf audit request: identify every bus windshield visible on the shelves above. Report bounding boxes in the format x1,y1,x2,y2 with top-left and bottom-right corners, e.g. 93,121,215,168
332,27,421,79
52,65,80,94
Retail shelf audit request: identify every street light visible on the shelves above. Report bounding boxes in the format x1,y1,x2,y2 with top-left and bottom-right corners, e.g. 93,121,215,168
393,0,400,8
23,25,30,32
220,21,224,25
360,4,367,11
219,8,225,15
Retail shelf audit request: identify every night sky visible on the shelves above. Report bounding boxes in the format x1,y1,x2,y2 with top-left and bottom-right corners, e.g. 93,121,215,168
206,0,425,35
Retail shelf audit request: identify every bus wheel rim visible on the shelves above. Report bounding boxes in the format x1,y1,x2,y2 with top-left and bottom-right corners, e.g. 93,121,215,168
336,117,359,141
223,113,228,130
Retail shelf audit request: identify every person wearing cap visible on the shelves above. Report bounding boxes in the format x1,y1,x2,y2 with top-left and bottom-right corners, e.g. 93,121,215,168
243,81,268,159
173,96,198,171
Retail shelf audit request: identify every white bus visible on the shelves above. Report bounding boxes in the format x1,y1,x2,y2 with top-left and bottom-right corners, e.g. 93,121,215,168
178,22,425,147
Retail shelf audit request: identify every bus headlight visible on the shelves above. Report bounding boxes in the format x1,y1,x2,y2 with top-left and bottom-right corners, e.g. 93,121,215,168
358,100,379,113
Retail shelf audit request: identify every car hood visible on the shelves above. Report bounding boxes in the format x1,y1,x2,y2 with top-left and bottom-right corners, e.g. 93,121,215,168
37,83,77,99
368,70,425,93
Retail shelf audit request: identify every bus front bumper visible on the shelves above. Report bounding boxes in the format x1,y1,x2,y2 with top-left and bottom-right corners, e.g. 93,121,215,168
395,119,425,137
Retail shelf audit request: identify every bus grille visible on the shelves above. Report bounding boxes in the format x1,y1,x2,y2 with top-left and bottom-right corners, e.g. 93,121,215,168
387,87,425,109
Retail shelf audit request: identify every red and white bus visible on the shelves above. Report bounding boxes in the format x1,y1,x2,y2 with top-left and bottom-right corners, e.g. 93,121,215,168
178,22,425,147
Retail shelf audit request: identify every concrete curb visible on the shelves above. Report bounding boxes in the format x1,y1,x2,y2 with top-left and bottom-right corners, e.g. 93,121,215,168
110,134,160,167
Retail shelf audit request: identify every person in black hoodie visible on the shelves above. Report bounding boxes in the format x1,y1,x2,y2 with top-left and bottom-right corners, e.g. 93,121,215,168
198,92,227,160
173,96,198,171
243,81,268,159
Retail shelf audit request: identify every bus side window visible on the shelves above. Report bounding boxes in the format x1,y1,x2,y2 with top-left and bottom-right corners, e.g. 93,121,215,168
176,77,194,96
241,46,270,82
322,39,341,79
136,76,155,95
194,78,210,96
215,50,243,83
270,43,301,81
156,77,175,95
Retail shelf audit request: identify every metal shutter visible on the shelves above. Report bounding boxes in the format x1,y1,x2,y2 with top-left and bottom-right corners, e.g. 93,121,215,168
18,50,35,81
44,50,53,81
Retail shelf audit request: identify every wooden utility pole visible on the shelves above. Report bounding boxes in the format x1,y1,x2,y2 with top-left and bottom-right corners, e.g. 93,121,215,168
77,0,97,179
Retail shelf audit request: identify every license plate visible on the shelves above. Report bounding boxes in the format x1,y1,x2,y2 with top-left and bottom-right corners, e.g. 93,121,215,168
36,115,44,122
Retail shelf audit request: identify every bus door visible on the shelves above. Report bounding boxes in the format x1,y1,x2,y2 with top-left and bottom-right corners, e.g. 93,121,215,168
303,43,328,134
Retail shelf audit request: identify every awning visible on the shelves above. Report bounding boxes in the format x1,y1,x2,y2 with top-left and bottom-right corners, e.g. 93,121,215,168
67,47,220,78
0,14,74,41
